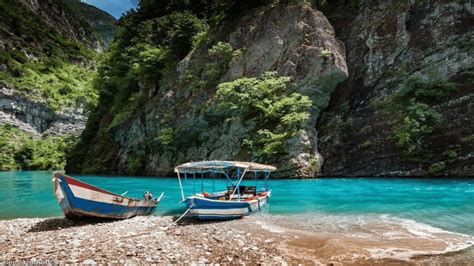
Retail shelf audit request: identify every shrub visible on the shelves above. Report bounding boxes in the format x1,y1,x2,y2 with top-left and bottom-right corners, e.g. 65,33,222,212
192,31,210,49
429,162,446,174
377,71,454,157
126,155,143,175
214,72,312,161
208,42,234,59
394,100,442,155
167,12,208,59
445,149,459,163
0,124,76,170
461,135,474,143
320,49,332,58
397,74,457,102
155,127,175,146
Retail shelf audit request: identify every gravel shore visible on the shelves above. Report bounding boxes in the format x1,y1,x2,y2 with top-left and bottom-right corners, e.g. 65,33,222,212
1,215,473,265
0,216,293,264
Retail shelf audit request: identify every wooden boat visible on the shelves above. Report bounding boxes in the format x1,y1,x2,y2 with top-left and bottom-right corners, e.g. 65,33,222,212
175,161,275,220
52,172,162,219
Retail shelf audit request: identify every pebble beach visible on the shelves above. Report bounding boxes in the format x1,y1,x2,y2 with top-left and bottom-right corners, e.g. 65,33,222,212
1,215,473,265
0,216,290,264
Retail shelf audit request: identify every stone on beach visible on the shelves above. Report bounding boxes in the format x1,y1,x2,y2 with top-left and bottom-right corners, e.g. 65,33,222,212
1,215,473,264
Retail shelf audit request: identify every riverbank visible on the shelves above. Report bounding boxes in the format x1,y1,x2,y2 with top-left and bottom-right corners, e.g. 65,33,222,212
1,215,473,264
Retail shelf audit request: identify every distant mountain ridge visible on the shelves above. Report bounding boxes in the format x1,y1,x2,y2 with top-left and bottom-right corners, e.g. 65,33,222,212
12,0,103,51
63,0,117,48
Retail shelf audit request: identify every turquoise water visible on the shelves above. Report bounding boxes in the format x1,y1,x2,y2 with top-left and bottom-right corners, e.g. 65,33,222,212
1,171,473,235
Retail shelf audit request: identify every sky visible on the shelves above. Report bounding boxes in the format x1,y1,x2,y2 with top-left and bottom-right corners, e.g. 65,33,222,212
81,0,136,19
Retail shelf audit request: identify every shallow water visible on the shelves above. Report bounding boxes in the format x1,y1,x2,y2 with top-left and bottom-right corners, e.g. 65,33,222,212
0,171,473,237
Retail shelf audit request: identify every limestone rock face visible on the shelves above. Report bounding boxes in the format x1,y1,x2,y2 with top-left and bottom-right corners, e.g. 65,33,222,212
68,4,348,177
68,1,473,177
317,0,474,176
0,84,86,137
221,4,348,176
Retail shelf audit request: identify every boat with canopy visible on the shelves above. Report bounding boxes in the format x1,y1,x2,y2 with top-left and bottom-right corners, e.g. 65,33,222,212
175,160,276,220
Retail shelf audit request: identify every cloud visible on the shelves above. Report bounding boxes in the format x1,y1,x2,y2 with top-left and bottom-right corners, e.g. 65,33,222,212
81,0,135,19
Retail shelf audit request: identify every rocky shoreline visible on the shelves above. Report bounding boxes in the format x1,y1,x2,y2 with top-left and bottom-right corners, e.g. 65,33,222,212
0,216,291,264
1,215,473,265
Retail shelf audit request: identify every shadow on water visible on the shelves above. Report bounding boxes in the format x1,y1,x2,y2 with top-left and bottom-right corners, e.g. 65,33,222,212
27,217,115,233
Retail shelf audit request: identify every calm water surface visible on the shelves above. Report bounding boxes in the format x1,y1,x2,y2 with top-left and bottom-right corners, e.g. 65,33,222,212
0,171,473,235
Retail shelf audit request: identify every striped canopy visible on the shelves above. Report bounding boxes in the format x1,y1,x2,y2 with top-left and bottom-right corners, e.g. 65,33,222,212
174,160,276,173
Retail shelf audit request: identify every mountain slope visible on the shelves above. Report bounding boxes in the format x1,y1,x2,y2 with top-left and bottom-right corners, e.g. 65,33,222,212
63,0,117,48
0,0,109,170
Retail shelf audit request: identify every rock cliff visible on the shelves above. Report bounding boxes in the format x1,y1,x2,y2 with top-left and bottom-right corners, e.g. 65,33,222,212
0,84,86,137
318,0,473,176
67,0,473,177
67,4,348,176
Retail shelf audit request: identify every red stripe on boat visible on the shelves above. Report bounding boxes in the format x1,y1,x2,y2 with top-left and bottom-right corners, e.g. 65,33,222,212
64,175,115,195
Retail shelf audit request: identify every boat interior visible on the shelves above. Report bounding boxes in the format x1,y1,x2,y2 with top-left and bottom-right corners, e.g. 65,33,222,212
198,185,268,201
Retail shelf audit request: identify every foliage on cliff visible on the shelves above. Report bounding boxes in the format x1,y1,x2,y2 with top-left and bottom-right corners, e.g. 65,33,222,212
0,125,76,170
0,0,101,111
214,72,312,161
75,1,253,149
0,0,115,170
317,0,473,176
62,0,359,177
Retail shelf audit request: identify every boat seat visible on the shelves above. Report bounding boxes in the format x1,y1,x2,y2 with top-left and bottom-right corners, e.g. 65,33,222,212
226,185,257,196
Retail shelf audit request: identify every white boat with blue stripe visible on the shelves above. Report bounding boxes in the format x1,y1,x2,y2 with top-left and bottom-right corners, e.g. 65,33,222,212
53,172,163,219
175,161,275,220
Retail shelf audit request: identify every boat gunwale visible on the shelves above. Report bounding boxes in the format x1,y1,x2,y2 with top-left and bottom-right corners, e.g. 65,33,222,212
186,191,271,205
53,172,157,204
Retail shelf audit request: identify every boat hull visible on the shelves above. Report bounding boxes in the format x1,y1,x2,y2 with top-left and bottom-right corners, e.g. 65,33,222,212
54,174,157,219
185,192,270,220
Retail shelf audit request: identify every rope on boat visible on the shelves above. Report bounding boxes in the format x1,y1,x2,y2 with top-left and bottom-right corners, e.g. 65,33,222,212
163,206,192,230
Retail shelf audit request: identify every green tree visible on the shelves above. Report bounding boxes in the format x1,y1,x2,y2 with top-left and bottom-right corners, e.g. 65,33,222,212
214,72,312,161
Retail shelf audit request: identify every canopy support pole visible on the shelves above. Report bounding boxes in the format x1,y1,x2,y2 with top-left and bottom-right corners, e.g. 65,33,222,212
176,170,185,201
264,171,270,191
201,171,204,192
254,171,258,194
223,171,232,184
229,168,248,201
237,167,240,201
212,172,215,193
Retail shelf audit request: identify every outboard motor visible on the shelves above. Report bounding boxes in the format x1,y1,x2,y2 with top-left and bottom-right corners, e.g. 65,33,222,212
143,191,153,200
